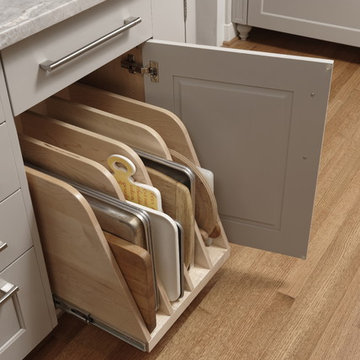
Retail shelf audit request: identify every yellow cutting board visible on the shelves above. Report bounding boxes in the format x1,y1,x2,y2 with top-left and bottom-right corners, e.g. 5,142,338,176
108,154,162,211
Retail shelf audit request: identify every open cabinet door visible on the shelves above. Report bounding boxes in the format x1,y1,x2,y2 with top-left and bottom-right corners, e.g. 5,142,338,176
143,40,332,258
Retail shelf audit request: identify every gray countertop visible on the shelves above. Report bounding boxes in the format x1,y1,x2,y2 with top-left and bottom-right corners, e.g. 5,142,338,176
0,0,108,50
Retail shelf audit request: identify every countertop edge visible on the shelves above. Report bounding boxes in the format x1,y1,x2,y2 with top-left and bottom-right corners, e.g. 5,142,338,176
0,0,109,50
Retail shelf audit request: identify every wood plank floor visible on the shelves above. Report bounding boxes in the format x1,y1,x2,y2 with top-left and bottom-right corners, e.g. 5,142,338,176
26,29,360,360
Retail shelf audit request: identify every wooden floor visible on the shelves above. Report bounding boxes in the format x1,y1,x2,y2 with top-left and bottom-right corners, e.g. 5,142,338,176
26,29,360,360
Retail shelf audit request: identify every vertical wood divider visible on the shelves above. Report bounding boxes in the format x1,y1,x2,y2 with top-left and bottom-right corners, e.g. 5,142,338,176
183,266,195,292
157,280,174,316
194,222,212,269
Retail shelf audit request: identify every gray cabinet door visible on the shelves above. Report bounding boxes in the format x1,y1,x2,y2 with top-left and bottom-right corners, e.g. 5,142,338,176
143,40,332,258
247,0,360,47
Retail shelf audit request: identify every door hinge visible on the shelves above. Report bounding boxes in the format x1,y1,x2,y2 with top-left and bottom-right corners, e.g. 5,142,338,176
184,0,188,22
121,54,159,82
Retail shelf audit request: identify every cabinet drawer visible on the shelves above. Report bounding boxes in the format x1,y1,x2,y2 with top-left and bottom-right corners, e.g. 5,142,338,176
0,248,53,360
0,122,20,200
1,0,152,116
0,191,33,271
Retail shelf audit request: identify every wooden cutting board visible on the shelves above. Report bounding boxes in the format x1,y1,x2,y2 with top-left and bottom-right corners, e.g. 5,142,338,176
19,135,124,200
56,83,200,164
170,150,221,239
17,111,152,185
31,96,172,160
104,231,156,332
146,167,195,268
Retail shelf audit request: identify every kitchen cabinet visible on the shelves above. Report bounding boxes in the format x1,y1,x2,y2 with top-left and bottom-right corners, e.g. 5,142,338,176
232,0,360,47
0,0,332,355
0,65,56,360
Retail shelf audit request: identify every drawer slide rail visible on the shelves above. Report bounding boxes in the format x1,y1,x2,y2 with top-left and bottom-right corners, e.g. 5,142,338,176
53,295,147,352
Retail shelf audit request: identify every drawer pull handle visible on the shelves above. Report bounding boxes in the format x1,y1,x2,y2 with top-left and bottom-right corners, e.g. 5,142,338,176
40,16,142,72
0,279,19,305
0,241,7,252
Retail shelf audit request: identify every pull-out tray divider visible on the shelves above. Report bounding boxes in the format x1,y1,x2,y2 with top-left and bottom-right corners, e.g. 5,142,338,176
25,158,230,351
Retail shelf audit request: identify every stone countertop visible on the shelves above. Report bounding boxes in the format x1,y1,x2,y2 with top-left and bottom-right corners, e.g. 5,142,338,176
0,0,108,50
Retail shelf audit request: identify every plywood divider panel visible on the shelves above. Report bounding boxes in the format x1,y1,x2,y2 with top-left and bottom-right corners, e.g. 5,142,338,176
57,83,200,165
25,167,150,344
31,96,172,160
157,280,174,316
212,215,231,250
194,222,213,270
17,112,151,185
183,266,195,292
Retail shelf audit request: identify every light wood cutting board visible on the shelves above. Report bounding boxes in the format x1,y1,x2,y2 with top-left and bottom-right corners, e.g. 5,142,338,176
147,167,194,269
56,83,199,164
16,111,152,185
31,96,172,160
19,135,124,200
105,231,156,332
170,149,221,239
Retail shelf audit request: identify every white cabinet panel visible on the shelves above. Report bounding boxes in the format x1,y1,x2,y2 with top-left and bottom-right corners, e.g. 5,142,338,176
0,248,53,360
247,0,360,47
0,191,33,271
143,40,332,258
0,123,20,200
2,0,152,115
260,0,360,29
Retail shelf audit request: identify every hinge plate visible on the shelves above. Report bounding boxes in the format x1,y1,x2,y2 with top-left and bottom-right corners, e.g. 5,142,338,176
121,54,159,82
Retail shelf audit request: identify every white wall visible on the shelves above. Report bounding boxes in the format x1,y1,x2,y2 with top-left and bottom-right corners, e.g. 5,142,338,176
151,0,186,42
224,0,237,41
196,0,235,45
151,0,235,46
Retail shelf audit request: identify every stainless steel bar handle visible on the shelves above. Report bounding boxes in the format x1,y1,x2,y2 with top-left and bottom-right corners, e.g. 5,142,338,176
0,241,7,252
0,279,19,305
40,16,142,72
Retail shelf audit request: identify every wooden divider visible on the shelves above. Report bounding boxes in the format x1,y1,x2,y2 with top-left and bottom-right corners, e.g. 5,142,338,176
26,167,151,344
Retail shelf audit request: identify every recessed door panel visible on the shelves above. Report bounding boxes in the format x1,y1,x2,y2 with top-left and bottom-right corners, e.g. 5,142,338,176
174,77,293,229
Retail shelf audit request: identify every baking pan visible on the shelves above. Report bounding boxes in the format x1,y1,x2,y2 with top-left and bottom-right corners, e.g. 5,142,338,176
84,194,148,249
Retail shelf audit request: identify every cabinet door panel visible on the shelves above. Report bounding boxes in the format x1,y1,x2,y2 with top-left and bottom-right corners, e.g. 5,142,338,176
0,123,20,200
247,0,360,47
143,40,332,258
0,191,33,271
0,249,53,360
